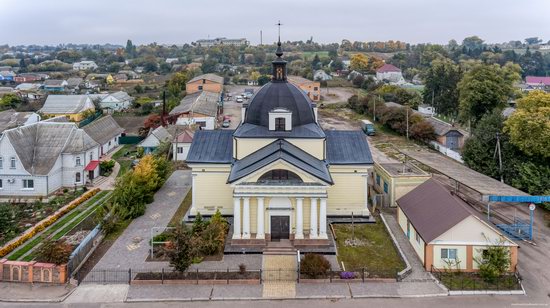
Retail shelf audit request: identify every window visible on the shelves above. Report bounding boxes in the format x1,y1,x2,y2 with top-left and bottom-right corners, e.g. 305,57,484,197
76,157,81,166
0,179,2,188
313,87,318,91
198,85,203,90
23,179,34,189
0,157,2,169
89,152,93,161
258,169,303,183
108,141,111,146
10,157,16,169
441,248,458,260
275,118,286,131
75,172,81,183
177,147,183,154
481,249,489,261
376,174,380,186
415,232,421,244
383,181,388,194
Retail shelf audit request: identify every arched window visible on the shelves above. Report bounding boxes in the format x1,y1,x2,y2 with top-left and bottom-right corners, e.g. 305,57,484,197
75,172,81,183
258,169,303,184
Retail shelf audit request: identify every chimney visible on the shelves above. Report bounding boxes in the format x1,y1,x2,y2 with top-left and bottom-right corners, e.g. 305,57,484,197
241,103,248,124
312,103,318,123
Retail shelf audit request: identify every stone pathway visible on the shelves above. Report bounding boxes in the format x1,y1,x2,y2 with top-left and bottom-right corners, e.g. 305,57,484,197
262,254,297,298
86,170,191,275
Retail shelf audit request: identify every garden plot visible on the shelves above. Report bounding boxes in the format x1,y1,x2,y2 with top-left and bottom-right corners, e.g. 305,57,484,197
7,191,112,262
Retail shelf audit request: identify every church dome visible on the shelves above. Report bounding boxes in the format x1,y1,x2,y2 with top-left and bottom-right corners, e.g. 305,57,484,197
244,82,316,127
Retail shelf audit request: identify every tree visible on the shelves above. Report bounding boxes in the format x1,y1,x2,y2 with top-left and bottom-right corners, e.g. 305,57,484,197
167,223,193,272
349,54,370,73
504,90,550,158
458,62,520,124
257,75,270,85
0,93,22,110
35,238,72,265
311,54,321,70
125,39,136,58
166,71,189,99
249,71,260,82
462,36,484,57
524,37,542,45
422,57,461,116
475,241,511,283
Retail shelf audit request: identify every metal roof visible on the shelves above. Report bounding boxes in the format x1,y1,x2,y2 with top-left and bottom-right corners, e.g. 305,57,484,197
0,110,36,133
228,139,333,184
186,129,234,163
40,95,94,114
325,130,374,165
82,115,124,145
170,91,220,117
188,73,224,84
244,82,316,128
396,179,471,243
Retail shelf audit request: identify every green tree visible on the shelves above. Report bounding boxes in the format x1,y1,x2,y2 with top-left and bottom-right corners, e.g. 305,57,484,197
475,242,511,283
504,90,550,158
166,71,189,99
422,58,461,116
458,62,520,124
125,39,136,58
0,94,22,110
168,223,193,272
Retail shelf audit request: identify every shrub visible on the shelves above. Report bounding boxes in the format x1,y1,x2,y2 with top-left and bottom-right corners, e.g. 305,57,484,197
339,271,355,279
167,224,193,272
475,244,511,283
100,160,115,175
300,254,331,278
35,238,72,265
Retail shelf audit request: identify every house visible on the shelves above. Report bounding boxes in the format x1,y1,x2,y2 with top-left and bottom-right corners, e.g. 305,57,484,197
0,110,41,134
425,117,467,150
66,77,84,90
39,95,95,121
376,63,404,83
169,91,220,130
372,162,431,208
82,115,124,156
396,179,518,272
525,76,550,90
186,44,374,248
114,73,128,82
117,70,140,80
313,70,332,81
287,75,321,101
172,130,194,161
186,73,224,94
195,38,248,47
0,122,101,201
73,61,98,71
0,71,16,82
43,79,68,92
99,91,133,111
137,126,173,154
417,104,435,116
0,87,15,97
166,58,179,64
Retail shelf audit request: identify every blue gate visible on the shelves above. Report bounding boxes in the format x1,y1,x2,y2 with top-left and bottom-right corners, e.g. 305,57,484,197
496,218,531,241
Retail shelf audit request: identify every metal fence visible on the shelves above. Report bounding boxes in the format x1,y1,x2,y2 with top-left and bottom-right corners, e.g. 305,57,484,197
79,267,398,285
431,267,522,291
119,135,144,144
67,225,102,276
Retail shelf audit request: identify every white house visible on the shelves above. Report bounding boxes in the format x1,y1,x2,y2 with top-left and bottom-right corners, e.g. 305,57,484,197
417,104,435,116
0,122,101,201
169,91,220,130
313,70,332,81
0,110,41,134
82,115,124,156
376,63,404,83
73,61,98,71
137,126,173,154
172,130,194,161
99,91,134,111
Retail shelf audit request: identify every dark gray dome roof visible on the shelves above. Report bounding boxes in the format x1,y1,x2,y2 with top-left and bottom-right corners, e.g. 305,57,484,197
244,82,316,127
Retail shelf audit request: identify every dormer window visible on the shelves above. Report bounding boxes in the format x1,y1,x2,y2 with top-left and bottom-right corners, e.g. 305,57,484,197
269,108,292,131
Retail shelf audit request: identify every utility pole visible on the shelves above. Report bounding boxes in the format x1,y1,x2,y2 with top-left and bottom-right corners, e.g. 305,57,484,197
260,30,263,45
161,90,166,127
431,90,435,117
406,105,409,141
494,132,504,183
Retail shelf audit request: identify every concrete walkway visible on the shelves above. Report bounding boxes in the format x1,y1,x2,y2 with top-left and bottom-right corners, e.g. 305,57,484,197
262,255,297,298
86,170,191,274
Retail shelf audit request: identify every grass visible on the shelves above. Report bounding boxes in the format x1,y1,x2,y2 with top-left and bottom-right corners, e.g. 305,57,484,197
168,191,192,227
112,145,137,177
300,51,329,59
333,221,405,272
436,272,521,291
7,191,109,261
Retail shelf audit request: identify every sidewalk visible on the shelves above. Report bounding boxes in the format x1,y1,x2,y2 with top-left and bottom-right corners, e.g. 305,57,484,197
0,283,74,302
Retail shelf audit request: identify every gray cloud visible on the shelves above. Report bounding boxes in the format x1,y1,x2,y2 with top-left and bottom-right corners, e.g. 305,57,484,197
1,0,548,45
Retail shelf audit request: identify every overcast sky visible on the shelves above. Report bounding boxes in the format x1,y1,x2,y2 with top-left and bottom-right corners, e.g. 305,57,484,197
1,0,549,46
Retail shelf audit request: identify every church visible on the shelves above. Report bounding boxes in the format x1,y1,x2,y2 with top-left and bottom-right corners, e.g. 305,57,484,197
186,40,374,248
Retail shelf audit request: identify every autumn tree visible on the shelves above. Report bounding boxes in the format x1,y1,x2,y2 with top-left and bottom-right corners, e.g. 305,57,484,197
504,90,550,158
422,58,461,116
350,54,370,73
458,62,520,125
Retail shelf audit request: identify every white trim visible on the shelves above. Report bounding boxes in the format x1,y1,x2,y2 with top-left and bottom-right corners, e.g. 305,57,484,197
267,197,292,237
429,240,517,247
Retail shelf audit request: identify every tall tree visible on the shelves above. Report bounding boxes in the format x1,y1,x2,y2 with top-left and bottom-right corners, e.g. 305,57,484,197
422,57,461,116
458,62,520,124
504,90,550,158
349,53,370,73
125,39,135,58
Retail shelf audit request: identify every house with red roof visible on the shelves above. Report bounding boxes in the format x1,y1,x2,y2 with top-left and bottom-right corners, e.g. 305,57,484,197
376,63,404,83
525,76,550,90
172,129,194,161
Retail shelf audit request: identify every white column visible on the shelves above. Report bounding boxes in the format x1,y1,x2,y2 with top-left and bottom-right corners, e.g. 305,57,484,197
232,197,241,239
295,198,304,239
242,197,250,239
310,198,318,239
190,174,196,215
319,198,327,239
256,197,265,239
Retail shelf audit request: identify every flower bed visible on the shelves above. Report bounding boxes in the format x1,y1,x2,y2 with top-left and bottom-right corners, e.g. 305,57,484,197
0,189,100,258
132,270,261,285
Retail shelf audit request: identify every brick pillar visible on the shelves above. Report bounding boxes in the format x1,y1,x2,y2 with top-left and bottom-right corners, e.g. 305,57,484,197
29,261,37,283
0,259,6,281
466,246,473,271
58,265,67,283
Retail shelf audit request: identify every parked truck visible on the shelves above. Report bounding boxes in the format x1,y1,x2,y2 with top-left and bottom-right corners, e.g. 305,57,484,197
361,119,376,136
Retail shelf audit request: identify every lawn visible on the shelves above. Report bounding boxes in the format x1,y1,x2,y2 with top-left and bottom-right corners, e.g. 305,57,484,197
333,221,405,273
112,144,138,177
435,272,522,291
168,191,192,227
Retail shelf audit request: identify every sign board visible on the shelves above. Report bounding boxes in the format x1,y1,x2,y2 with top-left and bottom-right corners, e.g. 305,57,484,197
529,203,536,211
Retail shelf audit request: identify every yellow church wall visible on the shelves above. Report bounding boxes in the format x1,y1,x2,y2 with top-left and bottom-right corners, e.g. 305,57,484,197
326,171,368,215
234,138,324,160
286,139,324,160
193,171,233,215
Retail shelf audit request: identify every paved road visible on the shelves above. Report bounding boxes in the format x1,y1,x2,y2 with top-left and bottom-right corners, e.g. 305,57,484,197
87,170,191,273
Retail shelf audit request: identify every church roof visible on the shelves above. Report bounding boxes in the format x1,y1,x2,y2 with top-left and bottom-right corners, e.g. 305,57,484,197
228,139,333,184
325,130,374,165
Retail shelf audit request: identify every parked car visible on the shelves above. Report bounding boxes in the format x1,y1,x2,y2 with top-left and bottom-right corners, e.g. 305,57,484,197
222,119,230,128
236,96,244,103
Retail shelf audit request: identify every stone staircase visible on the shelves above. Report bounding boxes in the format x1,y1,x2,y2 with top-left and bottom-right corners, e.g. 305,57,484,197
262,239,297,255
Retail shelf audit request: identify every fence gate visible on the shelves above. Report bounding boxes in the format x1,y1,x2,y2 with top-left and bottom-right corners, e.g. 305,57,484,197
79,269,130,284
